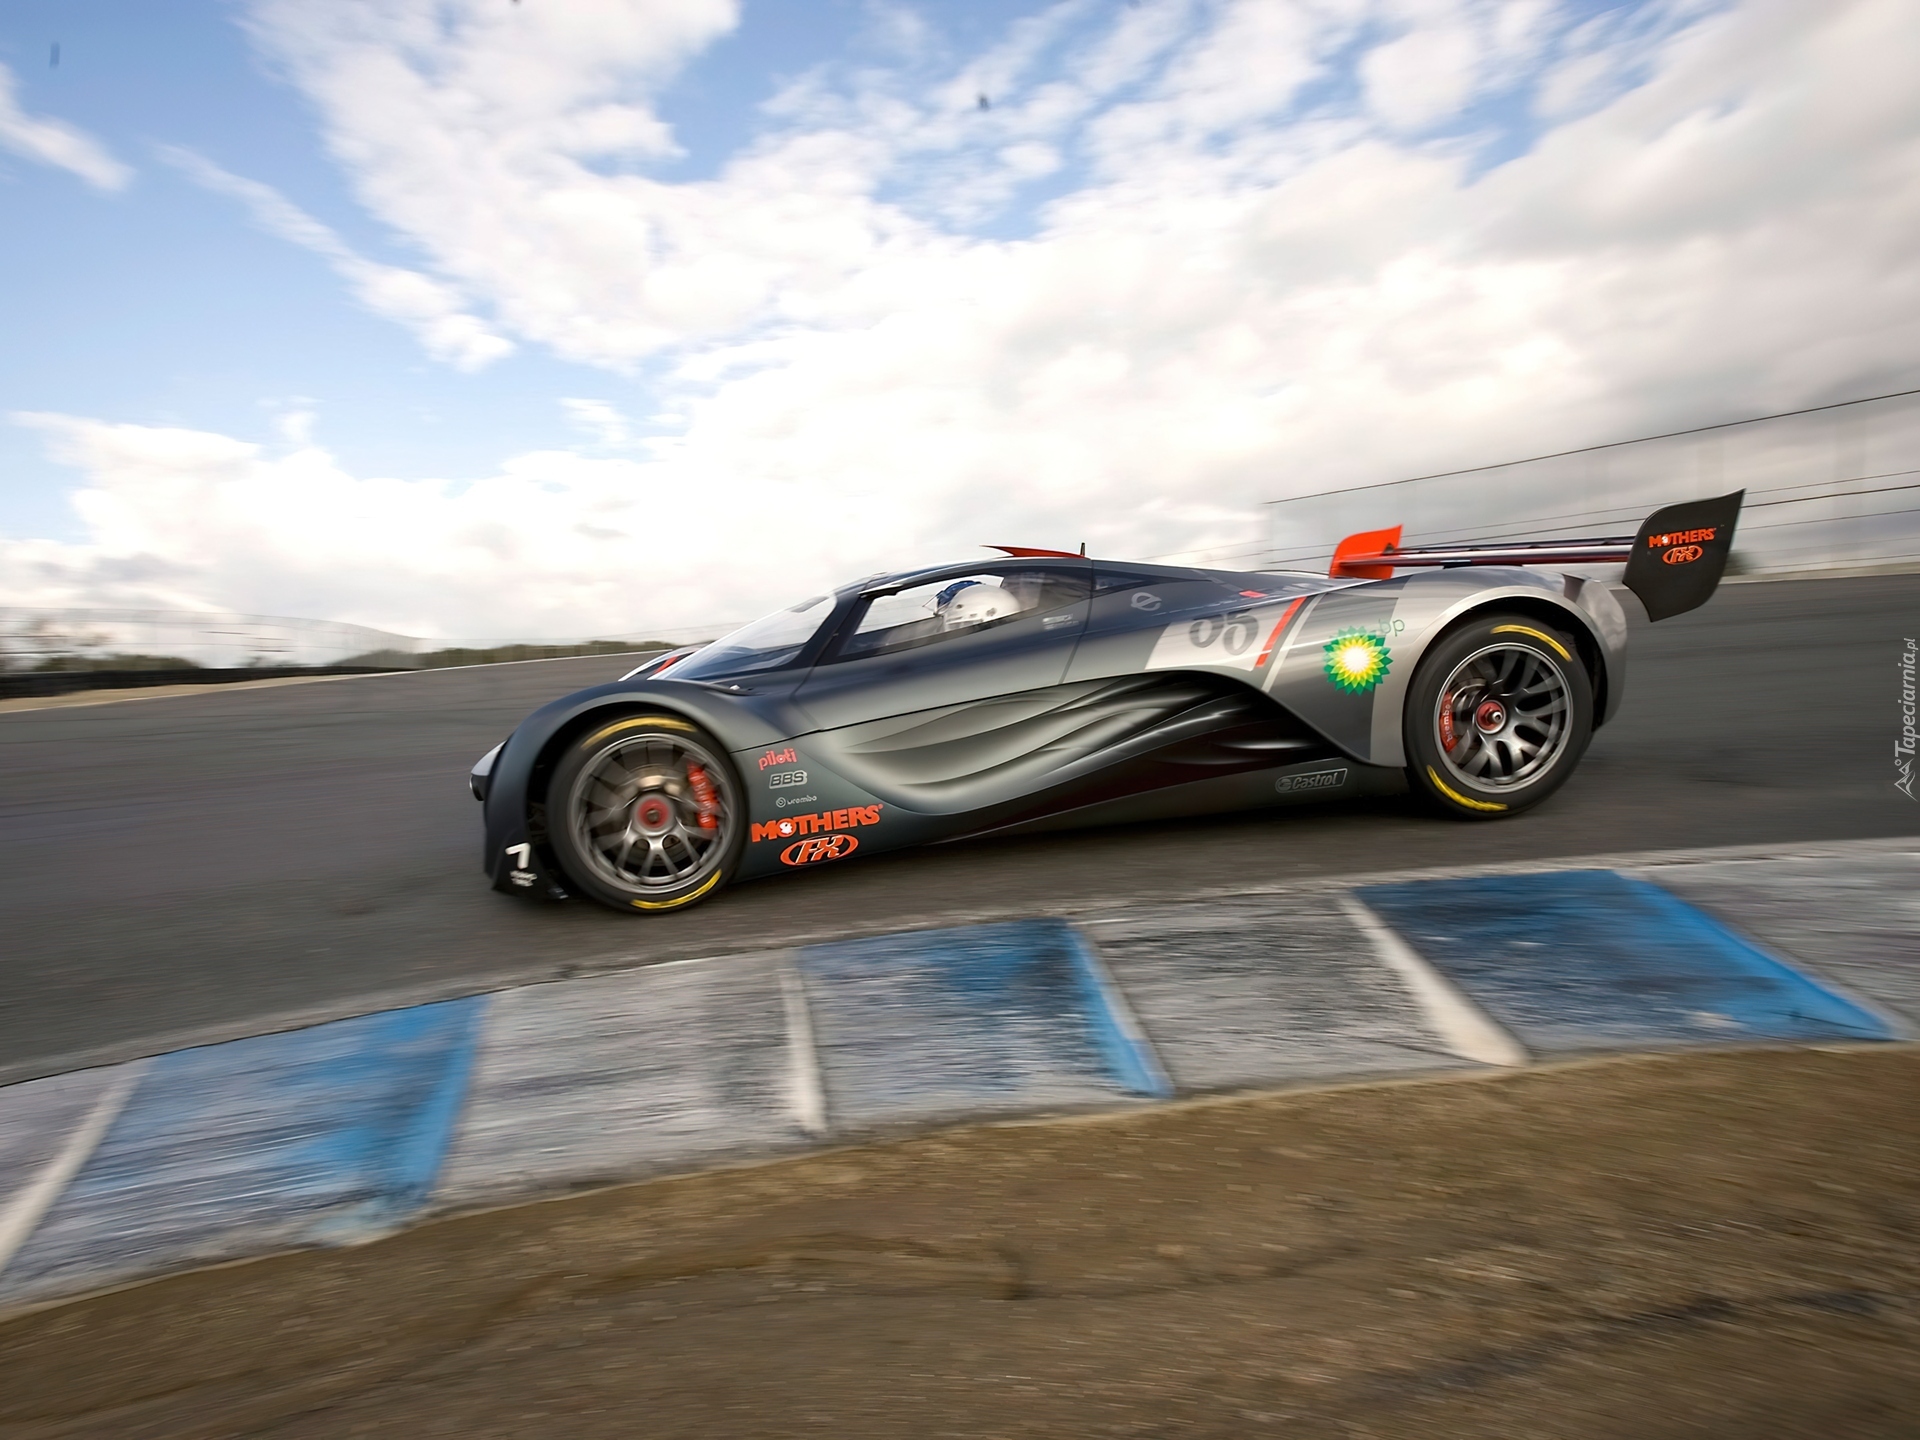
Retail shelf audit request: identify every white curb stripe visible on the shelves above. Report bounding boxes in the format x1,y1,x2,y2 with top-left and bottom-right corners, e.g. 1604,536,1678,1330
1338,896,1528,1068
1064,928,1174,1097
779,960,827,1136
0,1061,146,1278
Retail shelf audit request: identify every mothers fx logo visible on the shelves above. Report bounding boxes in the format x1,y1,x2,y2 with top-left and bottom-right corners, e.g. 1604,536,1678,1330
1648,526,1715,566
1647,527,1717,548
752,804,883,843
781,834,859,866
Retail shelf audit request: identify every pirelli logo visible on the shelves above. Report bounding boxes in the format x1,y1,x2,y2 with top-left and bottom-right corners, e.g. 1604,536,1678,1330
751,805,883,843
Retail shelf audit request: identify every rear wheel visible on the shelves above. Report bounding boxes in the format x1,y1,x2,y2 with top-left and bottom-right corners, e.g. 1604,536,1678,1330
1404,613,1592,819
547,715,743,913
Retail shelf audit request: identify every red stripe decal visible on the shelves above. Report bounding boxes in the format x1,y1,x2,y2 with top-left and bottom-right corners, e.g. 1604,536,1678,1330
1256,598,1306,666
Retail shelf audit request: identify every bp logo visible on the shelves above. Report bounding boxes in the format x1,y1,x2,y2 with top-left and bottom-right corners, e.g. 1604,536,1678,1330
1323,630,1392,693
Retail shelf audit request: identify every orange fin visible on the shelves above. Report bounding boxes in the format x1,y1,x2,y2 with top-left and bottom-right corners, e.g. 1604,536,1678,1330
1329,525,1401,579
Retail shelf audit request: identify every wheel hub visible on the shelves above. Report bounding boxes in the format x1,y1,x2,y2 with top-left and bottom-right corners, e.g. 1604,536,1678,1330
1474,699,1508,733
633,794,675,835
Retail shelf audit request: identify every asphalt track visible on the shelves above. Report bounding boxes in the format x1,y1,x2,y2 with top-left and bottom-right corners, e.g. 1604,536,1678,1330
1,574,1914,1082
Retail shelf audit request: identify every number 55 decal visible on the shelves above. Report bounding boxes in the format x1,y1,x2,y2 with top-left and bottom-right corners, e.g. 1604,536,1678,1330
1146,603,1298,673
1188,611,1260,656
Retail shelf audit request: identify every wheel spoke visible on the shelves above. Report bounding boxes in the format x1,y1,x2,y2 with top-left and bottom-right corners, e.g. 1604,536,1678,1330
585,775,629,806
1433,640,1574,793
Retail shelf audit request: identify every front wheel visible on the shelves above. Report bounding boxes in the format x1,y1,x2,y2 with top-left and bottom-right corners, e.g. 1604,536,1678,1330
1404,614,1592,819
547,714,744,913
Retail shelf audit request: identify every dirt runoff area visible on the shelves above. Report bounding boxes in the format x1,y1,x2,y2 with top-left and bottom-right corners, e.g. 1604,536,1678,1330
4,1047,1917,1440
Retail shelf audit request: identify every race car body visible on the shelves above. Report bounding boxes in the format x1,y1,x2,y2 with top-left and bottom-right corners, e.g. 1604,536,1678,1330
474,492,1741,913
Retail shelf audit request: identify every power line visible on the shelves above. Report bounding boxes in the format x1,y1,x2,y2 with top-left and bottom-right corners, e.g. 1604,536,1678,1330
1264,384,1920,507
1263,464,1920,567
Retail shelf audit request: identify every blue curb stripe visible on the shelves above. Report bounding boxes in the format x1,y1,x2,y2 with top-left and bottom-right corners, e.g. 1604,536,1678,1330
309,997,486,1239
0,996,488,1300
1063,926,1175,1098
1357,870,1898,1051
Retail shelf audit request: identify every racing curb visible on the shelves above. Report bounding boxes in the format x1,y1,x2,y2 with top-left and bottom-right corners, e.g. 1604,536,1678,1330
0,838,1913,1317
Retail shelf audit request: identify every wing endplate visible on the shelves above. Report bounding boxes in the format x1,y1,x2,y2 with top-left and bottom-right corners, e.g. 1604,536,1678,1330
1329,525,1402,579
1622,490,1744,621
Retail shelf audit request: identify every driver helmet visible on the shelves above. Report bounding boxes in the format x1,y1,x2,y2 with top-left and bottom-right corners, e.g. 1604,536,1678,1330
937,578,1020,630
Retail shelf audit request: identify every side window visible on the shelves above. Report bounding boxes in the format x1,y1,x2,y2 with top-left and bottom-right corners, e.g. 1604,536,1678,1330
835,568,1088,661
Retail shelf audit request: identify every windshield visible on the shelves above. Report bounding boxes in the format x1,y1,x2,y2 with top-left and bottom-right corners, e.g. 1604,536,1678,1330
667,593,835,680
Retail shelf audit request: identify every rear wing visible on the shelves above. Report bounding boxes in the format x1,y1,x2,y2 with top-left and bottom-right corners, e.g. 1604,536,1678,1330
1328,491,1744,622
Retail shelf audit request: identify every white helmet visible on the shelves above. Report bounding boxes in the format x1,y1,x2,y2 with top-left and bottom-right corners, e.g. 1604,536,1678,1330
939,579,1020,630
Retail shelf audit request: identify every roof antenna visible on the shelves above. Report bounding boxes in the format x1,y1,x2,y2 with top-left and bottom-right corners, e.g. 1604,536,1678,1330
1078,541,1086,556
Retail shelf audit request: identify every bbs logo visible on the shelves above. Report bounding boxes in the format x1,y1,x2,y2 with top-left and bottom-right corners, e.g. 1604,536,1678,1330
767,769,808,789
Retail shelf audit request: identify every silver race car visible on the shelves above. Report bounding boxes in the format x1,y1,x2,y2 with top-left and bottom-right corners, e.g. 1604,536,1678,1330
472,491,1742,913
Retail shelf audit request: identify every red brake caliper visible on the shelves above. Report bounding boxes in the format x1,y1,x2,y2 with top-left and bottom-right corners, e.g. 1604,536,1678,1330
685,764,719,831
1439,690,1457,752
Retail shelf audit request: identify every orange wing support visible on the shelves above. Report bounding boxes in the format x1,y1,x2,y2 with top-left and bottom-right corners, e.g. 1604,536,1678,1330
1329,525,1401,579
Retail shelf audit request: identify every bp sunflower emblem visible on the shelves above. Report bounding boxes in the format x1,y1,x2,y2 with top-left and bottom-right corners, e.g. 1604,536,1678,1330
1323,630,1392,693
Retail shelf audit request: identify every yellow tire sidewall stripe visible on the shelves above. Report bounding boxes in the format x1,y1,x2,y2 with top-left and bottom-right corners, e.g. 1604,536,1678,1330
1426,765,1508,813
631,868,725,910
584,713,696,747
1489,623,1571,661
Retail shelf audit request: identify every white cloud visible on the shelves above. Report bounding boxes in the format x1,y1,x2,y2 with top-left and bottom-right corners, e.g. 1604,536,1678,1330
0,62,130,189
7,0,1920,635
274,407,317,447
1363,21,1484,131
160,146,513,370
0,407,894,629
561,398,633,449
237,0,759,366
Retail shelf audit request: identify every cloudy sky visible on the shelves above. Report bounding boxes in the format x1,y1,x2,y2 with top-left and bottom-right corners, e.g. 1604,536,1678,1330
1,0,1915,639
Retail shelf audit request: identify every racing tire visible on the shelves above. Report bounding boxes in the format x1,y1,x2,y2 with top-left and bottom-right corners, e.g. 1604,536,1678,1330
547,714,744,914
1404,612,1592,820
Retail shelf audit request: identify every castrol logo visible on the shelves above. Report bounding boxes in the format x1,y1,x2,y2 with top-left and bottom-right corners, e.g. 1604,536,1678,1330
1663,544,1704,565
780,834,859,866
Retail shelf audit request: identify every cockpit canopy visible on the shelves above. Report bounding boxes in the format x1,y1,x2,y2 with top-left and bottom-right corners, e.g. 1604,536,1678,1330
664,561,1092,681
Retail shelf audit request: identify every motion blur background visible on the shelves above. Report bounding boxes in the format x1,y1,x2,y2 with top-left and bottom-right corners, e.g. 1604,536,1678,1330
4,8,1918,1432
2,0,1917,661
